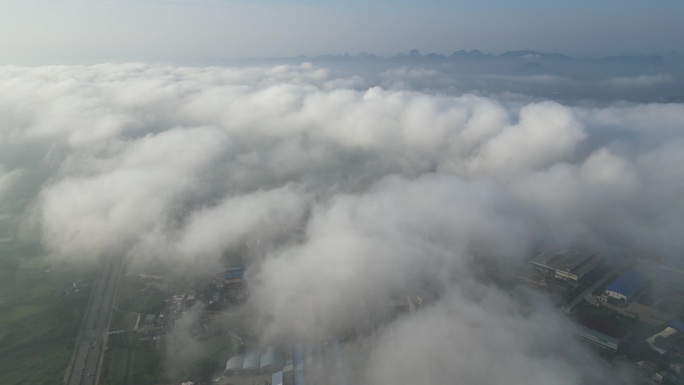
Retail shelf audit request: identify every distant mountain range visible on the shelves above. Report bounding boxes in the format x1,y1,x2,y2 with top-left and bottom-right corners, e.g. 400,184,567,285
245,49,684,81
192,49,684,104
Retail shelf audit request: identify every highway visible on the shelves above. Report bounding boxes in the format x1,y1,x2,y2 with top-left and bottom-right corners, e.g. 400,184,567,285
63,254,123,385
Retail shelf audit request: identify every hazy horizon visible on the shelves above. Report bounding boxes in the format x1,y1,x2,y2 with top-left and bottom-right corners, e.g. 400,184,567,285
1,0,683,65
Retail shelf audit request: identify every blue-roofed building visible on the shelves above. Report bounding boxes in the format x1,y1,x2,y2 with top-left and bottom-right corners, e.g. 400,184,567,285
271,371,283,385
670,320,684,333
223,267,244,282
259,346,284,372
605,271,645,301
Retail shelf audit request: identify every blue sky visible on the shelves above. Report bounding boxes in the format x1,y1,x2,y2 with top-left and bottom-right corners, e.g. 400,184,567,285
1,0,682,64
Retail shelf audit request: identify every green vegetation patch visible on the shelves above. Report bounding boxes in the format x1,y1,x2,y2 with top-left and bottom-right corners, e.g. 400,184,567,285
0,341,74,385
0,240,96,385
0,293,89,385
0,304,47,325
31,282,55,298
572,302,637,328
111,310,140,331
117,295,165,315
101,331,166,385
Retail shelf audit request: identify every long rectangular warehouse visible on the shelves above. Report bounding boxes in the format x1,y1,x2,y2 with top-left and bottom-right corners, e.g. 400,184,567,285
530,249,600,283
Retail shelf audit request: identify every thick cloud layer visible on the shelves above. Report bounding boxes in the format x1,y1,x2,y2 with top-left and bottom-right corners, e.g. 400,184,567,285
2,63,684,384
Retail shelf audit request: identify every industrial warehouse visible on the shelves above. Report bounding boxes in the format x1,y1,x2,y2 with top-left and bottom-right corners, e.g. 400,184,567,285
221,341,347,385
69,245,684,385
529,249,601,283
603,271,645,302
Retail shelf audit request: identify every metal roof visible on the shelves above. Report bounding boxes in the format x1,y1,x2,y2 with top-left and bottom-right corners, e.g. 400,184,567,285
225,354,244,371
224,268,244,280
293,343,303,370
574,324,621,350
293,343,304,385
242,349,260,370
271,371,283,385
605,271,645,297
259,346,284,369
530,249,599,277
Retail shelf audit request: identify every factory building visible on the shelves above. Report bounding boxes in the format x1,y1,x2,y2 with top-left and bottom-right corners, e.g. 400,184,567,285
271,371,283,385
223,267,244,284
259,346,284,373
225,354,244,373
573,316,629,351
574,325,622,351
604,271,645,302
242,349,261,372
530,249,600,283
293,343,305,385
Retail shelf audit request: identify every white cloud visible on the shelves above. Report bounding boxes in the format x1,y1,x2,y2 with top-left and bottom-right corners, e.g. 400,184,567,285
462,101,586,178
2,62,681,385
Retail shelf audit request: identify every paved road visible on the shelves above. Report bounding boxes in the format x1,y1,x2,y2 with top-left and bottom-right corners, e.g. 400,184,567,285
64,255,123,385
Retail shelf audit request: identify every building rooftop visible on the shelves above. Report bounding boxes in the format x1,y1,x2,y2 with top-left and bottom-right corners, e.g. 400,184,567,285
293,343,304,385
530,249,599,276
574,323,622,349
242,349,260,370
224,268,244,280
283,360,293,372
272,371,283,385
260,346,284,369
670,320,684,333
225,354,244,371
605,271,645,297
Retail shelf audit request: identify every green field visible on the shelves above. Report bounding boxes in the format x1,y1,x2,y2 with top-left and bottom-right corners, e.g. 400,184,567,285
100,332,166,385
0,241,96,385
117,295,166,315
111,310,140,331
